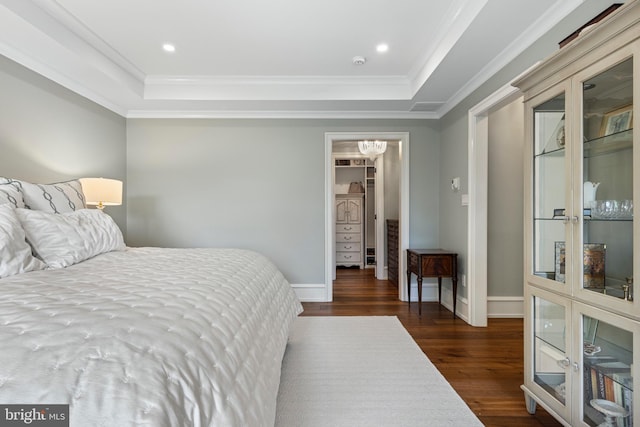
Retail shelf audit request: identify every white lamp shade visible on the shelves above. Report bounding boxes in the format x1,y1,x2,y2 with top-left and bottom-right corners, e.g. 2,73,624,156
358,140,387,160
80,178,123,207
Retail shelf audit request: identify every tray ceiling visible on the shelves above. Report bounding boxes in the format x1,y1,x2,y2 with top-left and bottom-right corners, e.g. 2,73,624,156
0,0,591,118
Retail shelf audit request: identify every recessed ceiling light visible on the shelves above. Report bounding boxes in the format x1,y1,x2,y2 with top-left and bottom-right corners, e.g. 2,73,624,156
162,43,176,53
376,44,389,53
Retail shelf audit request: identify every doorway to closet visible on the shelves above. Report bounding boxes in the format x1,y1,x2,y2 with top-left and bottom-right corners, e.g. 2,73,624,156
324,132,410,303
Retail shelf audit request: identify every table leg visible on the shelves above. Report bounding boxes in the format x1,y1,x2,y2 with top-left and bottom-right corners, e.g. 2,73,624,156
417,276,423,316
437,277,442,304
452,276,458,319
406,270,411,311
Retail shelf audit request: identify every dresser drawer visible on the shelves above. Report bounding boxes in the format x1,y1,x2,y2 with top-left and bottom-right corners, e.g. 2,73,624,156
336,233,361,243
336,224,361,233
336,252,361,263
336,242,359,252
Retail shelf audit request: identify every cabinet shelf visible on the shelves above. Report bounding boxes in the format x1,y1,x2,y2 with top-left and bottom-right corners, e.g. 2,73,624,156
585,217,633,222
534,332,565,354
533,211,634,222
535,146,565,158
535,129,632,159
583,129,633,157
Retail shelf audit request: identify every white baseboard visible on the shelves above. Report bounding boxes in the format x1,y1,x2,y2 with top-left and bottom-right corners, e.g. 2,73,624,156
487,296,524,318
292,283,525,319
291,284,326,302
406,282,439,302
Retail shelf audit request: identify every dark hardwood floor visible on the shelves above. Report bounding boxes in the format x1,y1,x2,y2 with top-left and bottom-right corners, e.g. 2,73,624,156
300,267,562,427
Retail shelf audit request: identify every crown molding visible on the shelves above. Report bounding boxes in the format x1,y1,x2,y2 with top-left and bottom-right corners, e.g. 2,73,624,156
143,75,412,101
126,109,437,120
436,0,585,118
408,0,488,95
0,38,128,116
1,0,144,95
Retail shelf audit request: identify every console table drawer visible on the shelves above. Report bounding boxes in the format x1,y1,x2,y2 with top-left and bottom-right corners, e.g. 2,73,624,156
422,256,453,275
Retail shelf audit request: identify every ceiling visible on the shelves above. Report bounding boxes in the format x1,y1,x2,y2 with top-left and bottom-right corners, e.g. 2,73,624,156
0,0,590,118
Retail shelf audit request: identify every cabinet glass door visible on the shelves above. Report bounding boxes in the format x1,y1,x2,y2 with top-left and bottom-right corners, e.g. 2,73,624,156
533,92,569,286
534,295,568,404
581,315,633,427
581,58,634,301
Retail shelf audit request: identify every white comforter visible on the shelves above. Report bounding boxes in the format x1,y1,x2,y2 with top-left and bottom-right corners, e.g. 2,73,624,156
0,247,302,427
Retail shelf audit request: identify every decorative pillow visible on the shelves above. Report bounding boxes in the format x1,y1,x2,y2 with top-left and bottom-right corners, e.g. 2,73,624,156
0,183,26,208
0,204,45,278
2,178,86,213
16,208,125,269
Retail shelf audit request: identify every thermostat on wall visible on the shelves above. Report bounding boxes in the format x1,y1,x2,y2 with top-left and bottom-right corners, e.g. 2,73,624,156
451,177,460,192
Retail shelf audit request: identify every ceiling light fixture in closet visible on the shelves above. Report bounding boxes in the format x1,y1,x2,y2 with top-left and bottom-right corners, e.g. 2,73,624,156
358,140,387,160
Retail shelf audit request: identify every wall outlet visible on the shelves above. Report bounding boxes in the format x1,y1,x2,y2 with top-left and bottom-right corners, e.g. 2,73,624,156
461,274,466,287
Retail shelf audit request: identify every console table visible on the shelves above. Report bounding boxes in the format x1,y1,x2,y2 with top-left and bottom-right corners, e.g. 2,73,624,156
406,249,458,317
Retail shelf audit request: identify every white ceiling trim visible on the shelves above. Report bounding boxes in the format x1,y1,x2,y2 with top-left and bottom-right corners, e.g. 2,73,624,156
0,37,128,116
126,109,437,120
1,0,143,95
144,75,412,101
435,0,586,118
408,0,488,95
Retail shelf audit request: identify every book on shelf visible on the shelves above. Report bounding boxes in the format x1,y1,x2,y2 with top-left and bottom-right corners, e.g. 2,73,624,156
584,362,633,427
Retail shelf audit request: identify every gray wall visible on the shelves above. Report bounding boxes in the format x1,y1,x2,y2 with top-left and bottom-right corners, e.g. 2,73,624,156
438,0,618,298
126,119,439,284
0,55,127,232
488,98,524,296
384,143,401,223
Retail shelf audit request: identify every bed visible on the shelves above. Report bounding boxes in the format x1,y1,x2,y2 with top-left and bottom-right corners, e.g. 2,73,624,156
0,178,303,427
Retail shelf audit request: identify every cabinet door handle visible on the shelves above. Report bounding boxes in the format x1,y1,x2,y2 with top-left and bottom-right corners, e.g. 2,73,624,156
572,362,579,372
345,246,352,249
344,236,351,240
557,357,570,368
345,227,352,230
562,216,570,224
572,216,579,224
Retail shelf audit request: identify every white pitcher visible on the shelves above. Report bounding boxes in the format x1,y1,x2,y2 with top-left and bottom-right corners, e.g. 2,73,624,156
584,181,600,208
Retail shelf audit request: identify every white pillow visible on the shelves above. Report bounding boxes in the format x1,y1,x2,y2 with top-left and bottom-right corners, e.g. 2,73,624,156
1,178,85,213
0,204,45,278
0,184,26,208
16,208,125,268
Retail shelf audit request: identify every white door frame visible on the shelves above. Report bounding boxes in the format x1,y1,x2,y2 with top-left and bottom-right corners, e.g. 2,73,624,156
374,155,385,279
467,83,521,326
325,132,410,302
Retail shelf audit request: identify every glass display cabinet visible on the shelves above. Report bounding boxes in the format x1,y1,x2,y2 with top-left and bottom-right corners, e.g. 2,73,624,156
514,2,640,425
525,287,638,426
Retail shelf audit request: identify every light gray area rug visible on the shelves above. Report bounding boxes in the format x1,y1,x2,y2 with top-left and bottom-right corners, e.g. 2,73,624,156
275,316,483,426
